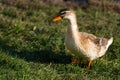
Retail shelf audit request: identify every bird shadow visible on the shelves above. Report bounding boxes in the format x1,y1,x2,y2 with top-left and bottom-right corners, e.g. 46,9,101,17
16,50,72,64
0,44,72,64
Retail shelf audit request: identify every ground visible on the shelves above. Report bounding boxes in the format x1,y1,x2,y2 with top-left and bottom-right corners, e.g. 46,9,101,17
0,0,120,80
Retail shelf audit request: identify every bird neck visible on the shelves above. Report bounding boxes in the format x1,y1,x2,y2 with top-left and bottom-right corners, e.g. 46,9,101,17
68,16,78,32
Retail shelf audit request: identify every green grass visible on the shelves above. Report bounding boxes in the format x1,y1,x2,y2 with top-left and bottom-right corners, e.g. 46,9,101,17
0,0,120,80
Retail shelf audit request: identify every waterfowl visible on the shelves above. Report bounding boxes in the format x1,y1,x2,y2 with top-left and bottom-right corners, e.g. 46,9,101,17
52,8,113,69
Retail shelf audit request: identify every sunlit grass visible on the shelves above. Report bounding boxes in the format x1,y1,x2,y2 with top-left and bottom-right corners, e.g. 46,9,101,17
0,0,120,80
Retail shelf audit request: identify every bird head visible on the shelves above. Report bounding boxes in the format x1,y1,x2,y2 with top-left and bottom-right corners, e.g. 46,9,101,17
52,8,76,22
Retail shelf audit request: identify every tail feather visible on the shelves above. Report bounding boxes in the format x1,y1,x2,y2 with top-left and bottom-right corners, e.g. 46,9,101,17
106,37,113,49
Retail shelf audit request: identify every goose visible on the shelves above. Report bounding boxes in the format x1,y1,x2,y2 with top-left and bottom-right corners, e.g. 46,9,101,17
52,8,113,69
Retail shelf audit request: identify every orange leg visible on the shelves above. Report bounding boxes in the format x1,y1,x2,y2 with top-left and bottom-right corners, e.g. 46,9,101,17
87,59,92,69
72,58,79,64
71,58,80,64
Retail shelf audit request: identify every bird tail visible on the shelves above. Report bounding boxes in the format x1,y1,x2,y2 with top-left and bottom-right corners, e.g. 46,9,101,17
106,37,113,49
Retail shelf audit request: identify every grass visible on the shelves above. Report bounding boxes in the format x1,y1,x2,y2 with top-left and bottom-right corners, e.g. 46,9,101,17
0,0,120,80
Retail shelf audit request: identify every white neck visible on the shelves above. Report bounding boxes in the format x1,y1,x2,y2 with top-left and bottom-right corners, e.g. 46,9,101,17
67,15,78,32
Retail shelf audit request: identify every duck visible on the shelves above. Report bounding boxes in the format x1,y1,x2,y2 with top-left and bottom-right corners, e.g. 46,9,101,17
52,8,113,69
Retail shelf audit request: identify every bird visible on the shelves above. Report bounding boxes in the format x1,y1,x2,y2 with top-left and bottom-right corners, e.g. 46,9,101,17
52,8,113,69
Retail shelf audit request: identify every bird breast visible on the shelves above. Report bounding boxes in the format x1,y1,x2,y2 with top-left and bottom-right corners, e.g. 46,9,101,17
65,31,85,57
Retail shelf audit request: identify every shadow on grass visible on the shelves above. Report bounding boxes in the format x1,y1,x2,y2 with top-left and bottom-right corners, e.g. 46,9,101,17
16,50,72,64
0,44,72,64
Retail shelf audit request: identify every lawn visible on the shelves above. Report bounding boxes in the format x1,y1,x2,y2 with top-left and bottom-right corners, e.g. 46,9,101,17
0,0,120,80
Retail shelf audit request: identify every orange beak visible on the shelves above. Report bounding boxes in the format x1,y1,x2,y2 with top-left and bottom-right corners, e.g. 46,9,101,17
52,16,62,22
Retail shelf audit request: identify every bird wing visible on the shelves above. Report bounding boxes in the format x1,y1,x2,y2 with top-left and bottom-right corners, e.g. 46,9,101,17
79,32,108,46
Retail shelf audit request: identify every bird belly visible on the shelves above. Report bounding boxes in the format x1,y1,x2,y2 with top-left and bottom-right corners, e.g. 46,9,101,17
65,36,86,58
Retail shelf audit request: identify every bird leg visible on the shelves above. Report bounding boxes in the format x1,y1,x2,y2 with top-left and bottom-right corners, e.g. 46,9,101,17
72,58,82,64
87,59,92,69
71,58,80,64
